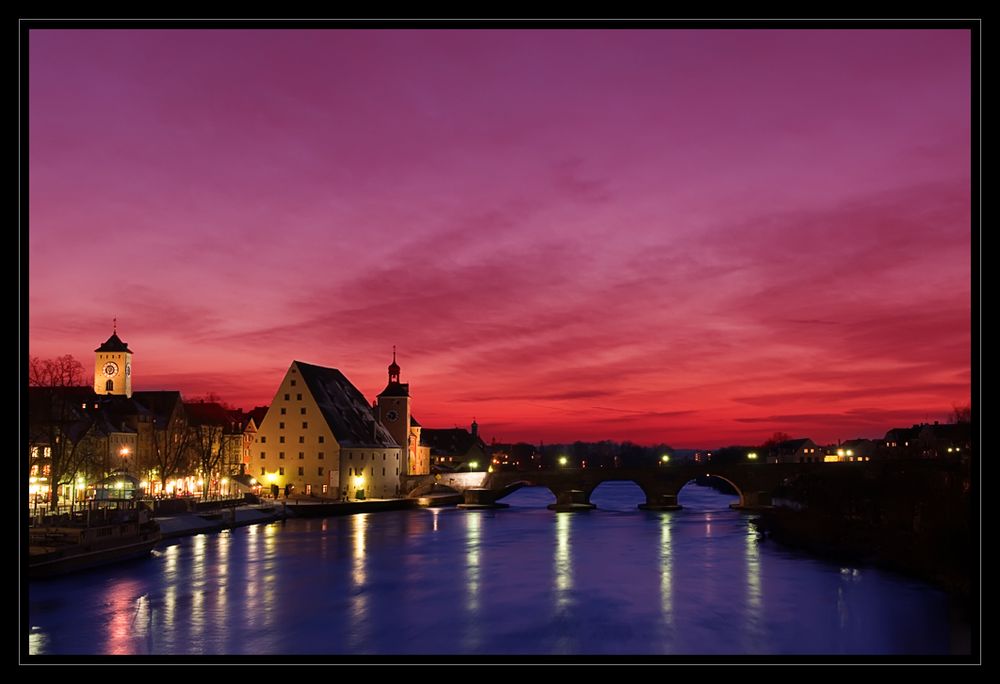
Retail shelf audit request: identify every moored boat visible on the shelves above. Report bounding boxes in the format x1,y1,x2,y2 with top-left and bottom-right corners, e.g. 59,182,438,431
29,503,161,578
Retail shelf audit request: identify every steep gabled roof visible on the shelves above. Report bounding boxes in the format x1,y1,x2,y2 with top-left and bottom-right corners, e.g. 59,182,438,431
95,333,133,353
132,391,183,428
294,361,399,448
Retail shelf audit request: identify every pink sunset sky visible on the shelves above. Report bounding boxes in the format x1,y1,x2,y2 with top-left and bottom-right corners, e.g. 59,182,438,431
28,28,972,448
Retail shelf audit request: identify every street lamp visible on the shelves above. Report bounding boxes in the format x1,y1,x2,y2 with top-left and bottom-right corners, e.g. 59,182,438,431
661,454,670,464
558,456,568,467
747,452,758,461
119,446,130,473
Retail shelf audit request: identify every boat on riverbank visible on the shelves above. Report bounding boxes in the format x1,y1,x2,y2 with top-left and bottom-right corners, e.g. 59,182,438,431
29,503,161,578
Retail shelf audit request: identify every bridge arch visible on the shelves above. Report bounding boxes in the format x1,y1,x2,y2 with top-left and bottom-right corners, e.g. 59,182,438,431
676,474,745,508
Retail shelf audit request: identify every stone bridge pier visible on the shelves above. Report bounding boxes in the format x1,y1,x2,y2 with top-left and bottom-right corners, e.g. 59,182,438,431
547,488,597,512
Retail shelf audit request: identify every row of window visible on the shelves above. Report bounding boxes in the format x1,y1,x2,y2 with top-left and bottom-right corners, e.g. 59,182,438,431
280,407,307,415
260,433,323,444
260,466,324,476
347,452,398,461
283,393,303,401
260,451,326,460
347,467,397,477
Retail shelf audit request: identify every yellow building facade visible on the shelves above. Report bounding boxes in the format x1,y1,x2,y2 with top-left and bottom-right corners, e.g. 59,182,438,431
254,361,403,499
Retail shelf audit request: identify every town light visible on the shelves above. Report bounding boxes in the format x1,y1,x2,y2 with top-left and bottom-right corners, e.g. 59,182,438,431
352,476,365,488
265,472,277,484
249,477,257,485
846,450,853,456
747,452,758,460
837,449,845,457
221,477,229,485
558,456,568,466
661,454,670,463
139,480,149,489
468,461,479,470
120,447,130,456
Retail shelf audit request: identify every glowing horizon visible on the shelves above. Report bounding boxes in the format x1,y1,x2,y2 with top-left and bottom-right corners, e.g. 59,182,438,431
29,29,972,448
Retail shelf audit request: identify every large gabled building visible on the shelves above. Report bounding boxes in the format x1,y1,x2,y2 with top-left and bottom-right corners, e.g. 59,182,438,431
253,360,403,499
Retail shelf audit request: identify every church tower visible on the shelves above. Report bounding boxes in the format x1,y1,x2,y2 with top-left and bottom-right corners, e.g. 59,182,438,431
376,346,411,473
94,320,133,397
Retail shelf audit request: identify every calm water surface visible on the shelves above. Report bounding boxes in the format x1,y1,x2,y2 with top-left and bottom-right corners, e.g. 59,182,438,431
28,483,963,656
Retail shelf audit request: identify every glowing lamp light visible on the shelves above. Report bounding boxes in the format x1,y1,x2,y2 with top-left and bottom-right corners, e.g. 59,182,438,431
115,481,124,489
249,477,257,485
29,484,39,495
352,476,365,488
558,456,568,466
139,480,149,489
120,447,130,456
468,461,478,470
747,452,758,460
487,466,494,473
221,477,229,485
265,472,277,484
846,450,854,456
836,449,845,457
29,476,37,484
661,454,670,463
197,479,205,487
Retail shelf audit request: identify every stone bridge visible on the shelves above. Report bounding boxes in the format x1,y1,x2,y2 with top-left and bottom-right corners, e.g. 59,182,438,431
404,463,827,511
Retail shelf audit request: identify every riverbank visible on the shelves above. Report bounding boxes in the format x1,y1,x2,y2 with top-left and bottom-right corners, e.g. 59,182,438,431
753,506,973,616
155,504,287,539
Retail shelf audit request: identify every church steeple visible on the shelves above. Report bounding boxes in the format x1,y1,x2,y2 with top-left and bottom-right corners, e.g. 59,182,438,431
388,345,401,384
94,321,133,398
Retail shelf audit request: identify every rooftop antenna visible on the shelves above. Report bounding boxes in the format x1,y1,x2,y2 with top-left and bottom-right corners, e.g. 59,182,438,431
113,317,117,334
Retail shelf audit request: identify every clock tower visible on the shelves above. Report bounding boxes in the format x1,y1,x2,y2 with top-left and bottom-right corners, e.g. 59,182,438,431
376,346,411,472
94,321,133,397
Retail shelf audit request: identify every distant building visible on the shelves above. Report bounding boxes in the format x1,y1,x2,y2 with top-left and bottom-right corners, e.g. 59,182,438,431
883,422,970,459
421,420,489,470
768,438,818,464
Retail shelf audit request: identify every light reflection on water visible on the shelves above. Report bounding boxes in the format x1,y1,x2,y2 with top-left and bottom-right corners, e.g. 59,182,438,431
27,484,962,656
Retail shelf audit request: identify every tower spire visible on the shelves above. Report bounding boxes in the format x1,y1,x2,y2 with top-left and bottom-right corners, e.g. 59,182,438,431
388,345,401,383
113,317,117,335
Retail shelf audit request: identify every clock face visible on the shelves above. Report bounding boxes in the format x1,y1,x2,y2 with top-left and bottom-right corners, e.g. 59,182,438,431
385,410,399,422
103,362,119,377
125,364,131,377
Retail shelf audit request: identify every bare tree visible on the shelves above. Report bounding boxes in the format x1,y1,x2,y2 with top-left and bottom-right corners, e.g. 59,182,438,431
27,355,94,507
188,422,226,499
29,355,86,387
151,414,192,494
763,431,792,447
951,403,971,424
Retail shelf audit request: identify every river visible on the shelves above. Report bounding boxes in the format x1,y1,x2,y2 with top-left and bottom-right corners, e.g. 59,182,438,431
27,482,966,656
